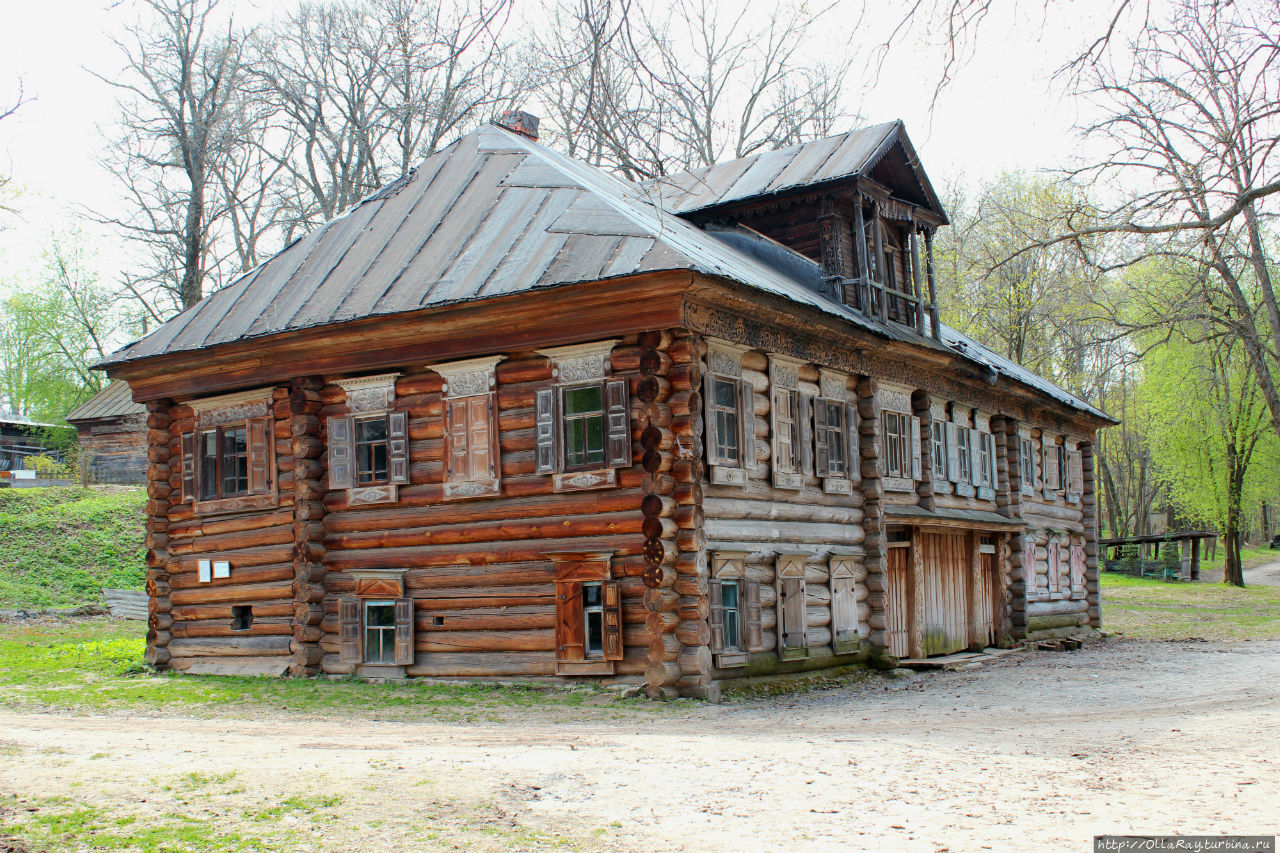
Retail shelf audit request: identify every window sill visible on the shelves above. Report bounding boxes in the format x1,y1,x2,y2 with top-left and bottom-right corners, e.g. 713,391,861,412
779,646,809,661
883,476,914,493
713,651,749,669
443,478,501,500
822,477,854,496
954,483,976,498
555,659,615,676
976,486,995,501
773,470,803,490
553,468,616,493
355,663,407,681
192,493,278,516
348,484,397,506
710,466,747,486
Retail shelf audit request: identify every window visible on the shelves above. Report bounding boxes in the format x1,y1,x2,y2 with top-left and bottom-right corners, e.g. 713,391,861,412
710,552,758,667
582,581,605,657
431,356,504,499
328,411,409,495
354,416,390,485
198,425,249,500
337,596,414,667
882,411,914,478
955,426,971,484
1055,445,1068,492
710,377,742,465
1020,436,1036,494
551,556,622,675
977,431,991,487
230,605,253,632
931,420,947,479
363,601,397,664
721,581,743,650
181,398,274,512
563,385,606,471
814,399,849,478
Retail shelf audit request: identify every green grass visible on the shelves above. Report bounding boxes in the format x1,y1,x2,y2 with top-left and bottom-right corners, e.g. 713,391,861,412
1100,572,1280,641
0,486,146,608
0,618,680,722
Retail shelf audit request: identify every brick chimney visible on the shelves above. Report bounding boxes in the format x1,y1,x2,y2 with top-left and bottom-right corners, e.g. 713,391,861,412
494,110,539,141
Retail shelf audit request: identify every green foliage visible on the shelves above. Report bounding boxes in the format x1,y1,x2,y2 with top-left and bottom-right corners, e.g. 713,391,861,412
0,487,146,608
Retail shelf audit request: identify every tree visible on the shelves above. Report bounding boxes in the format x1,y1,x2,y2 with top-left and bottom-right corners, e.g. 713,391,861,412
531,0,851,180
0,78,30,221
94,0,248,317
1140,328,1279,585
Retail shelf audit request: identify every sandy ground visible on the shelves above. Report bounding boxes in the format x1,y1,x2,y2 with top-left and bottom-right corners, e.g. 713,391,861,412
2,639,1278,852
1245,559,1280,586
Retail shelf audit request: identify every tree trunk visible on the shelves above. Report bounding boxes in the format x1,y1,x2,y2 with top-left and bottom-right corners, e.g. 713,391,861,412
1223,461,1245,588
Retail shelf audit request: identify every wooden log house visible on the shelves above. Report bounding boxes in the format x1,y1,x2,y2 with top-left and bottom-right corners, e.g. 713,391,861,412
100,112,1115,698
66,381,148,484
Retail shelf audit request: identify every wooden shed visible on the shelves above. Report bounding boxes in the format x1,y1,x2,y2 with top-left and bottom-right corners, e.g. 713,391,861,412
66,382,148,484
100,112,1114,698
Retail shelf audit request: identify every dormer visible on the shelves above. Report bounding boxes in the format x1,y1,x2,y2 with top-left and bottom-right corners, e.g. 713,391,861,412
660,121,948,339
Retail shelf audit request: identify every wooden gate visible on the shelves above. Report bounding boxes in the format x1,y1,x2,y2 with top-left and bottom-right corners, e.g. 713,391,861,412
975,537,999,647
885,546,911,658
918,532,969,656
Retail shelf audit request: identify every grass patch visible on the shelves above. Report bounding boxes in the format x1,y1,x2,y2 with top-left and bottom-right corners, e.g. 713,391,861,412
0,617,680,722
1100,572,1280,641
0,486,146,608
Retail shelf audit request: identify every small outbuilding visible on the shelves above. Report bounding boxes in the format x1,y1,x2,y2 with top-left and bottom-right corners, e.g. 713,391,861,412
65,382,147,484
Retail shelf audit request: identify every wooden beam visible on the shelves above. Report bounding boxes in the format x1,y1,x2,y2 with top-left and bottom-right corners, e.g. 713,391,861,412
924,228,941,340
910,228,925,336
871,206,888,323
852,194,871,314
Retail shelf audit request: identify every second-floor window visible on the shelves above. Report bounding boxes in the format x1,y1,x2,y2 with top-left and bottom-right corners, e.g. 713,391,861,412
955,425,971,483
562,384,607,471
931,420,947,479
883,411,912,478
709,376,743,465
354,415,390,485
1020,436,1036,493
199,425,249,500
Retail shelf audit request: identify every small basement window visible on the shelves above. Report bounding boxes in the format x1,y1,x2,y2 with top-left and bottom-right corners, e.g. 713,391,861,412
582,581,605,658
230,605,253,631
363,601,397,664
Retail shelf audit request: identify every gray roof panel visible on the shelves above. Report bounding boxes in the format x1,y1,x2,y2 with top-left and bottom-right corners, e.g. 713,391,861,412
65,381,146,422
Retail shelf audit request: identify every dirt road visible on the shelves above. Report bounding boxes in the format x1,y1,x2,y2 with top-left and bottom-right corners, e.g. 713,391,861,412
3,639,1277,852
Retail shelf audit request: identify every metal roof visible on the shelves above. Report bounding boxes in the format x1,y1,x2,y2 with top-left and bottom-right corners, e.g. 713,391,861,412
99,121,1106,422
653,120,947,220
65,381,146,423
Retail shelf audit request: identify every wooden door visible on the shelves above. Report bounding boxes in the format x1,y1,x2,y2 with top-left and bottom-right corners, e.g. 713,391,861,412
885,546,911,658
975,546,998,647
918,532,969,656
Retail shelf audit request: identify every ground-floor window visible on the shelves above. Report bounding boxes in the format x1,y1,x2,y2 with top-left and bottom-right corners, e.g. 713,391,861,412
721,580,741,651
582,581,605,657
364,601,397,664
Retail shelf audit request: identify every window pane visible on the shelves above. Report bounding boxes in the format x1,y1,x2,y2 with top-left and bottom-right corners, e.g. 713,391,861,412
355,417,390,484
357,418,388,444
716,410,739,462
582,583,604,656
563,385,603,416
722,581,740,651
200,431,218,499
222,427,249,496
364,603,396,665
713,378,737,408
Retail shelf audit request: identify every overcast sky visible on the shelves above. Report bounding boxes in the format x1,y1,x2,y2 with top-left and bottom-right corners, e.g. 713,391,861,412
0,0,1144,290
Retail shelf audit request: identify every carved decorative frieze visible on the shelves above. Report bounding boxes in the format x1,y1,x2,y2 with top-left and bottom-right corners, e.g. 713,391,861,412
950,403,973,426
819,368,850,401
348,484,397,506
707,339,750,378
427,355,505,398
974,410,991,432
768,353,803,390
553,467,616,493
337,373,399,414
930,400,947,420
877,384,912,415
538,340,618,382
195,398,271,429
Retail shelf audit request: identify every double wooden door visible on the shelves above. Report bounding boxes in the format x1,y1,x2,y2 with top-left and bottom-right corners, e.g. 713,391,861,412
884,530,1001,659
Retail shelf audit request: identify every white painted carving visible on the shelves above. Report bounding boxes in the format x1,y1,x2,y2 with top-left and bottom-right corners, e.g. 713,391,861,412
189,386,275,422
883,475,914,493
346,386,393,414
712,552,748,579
768,354,803,389
710,466,747,486
349,485,396,505
538,340,618,381
552,467,616,492
950,403,973,426
709,349,742,378
426,355,505,398
196,398,271,428
930,400,947,420
877,387,912,415
823,477,853,496
337,372,400,392
974,409,991,432
444,480,497,498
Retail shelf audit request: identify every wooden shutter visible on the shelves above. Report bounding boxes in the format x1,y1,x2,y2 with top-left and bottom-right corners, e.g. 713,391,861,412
738,378,754,468
799,394,813,476
1071,543,1087,591
602,580,623,661
744,580,763,651
338,597,361,663
1023,537,1039,599
247,417,272,495
945,422,961,483
987,433,998,487
470,395,496,480
605,378,631,468
708,579,724,652
845,403,860,480
444,398,469,482
1047,542,1061,592
782,578,806,648
180,432,196,503
328,416,355,490
554,582,585,661
910,416,922,481
703,373,721,466
535,386,558,474
1043,438,1058,498
831,576,855,646
388,411,409,484
968,428,982,487
393,597,415,665
1069,450,1084,497
814,400,830,477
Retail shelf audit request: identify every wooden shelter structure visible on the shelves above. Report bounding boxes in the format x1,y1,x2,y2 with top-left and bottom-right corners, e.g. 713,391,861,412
100,113,1115,698
1100,531,1216,581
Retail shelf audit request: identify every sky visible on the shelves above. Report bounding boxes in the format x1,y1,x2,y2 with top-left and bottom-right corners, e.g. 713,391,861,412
0,0,1147,291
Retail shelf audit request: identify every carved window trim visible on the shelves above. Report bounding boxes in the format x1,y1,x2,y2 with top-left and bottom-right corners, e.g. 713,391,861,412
535,341,630,493
328,374,406,506
184,388,277,516
768,354,804,489
710,551,753,668
1019,429,1036,497
428,356,505,501
705,340,753,486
